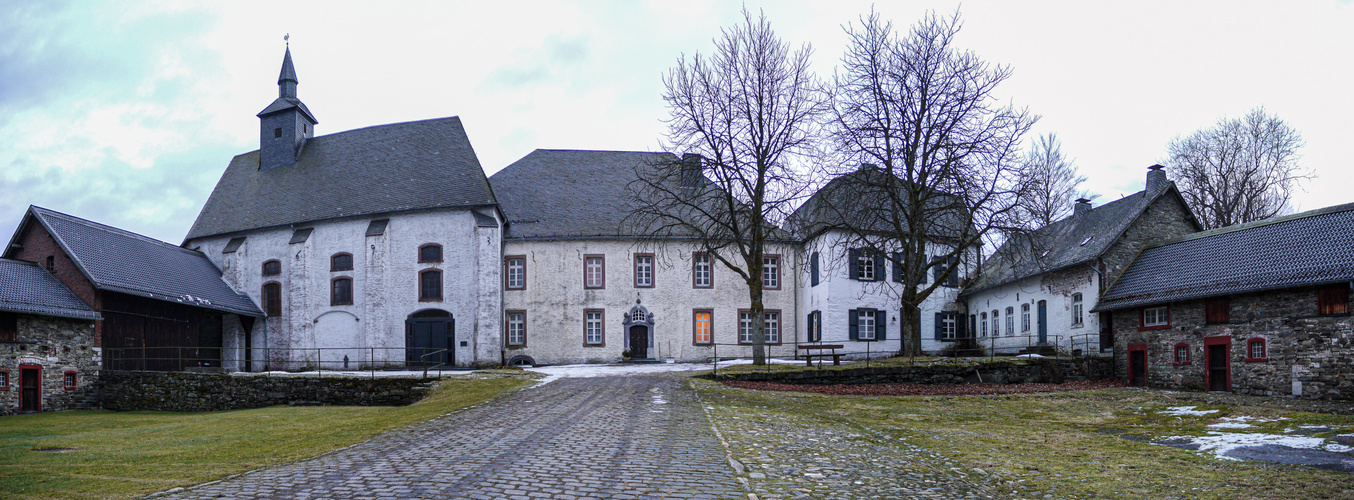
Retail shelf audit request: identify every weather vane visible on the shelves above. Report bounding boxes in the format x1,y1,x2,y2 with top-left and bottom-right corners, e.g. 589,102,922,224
284,33,290,47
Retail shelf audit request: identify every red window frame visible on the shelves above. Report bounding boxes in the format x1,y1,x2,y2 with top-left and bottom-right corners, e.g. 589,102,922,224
1173,342,1191,365
418,243,443,264
583,254,606,289
1204,335,1232,391
63,370,77,389
330,277,354,306
504,255,526,290
418,269,442,302
1138,305,1170,330
1245,338,1268,362
505,310,527,347
0,369,9,390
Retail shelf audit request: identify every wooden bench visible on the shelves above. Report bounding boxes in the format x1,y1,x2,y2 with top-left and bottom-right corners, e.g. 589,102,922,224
797,344,844,366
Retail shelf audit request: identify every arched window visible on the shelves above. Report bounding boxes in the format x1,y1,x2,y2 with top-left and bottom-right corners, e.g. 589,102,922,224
331,253,353,272
262,260,281,276
262,282,282,317
1021,303,1031,332
331,277,353,306
1005,307,1014,335
1174,342,1191,365
420,269,442,301
1246,338,1268,361
419,244,443,263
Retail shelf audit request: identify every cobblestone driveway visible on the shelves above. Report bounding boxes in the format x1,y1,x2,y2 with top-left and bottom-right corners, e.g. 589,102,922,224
158,375,745,500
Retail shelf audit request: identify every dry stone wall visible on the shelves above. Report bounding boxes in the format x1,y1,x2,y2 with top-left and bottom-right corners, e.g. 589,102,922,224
97,371,431,412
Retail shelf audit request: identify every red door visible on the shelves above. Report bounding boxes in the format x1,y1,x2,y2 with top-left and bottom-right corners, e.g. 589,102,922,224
19,365,40,412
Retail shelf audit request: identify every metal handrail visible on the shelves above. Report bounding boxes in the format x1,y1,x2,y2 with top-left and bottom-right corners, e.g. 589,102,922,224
419,348,448,379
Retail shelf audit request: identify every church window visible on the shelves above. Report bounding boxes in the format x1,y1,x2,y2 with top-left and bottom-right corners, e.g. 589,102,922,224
506,311,526,347
1022,304,1031,332
1006,307,1014,335
419,244,442,263
693,310,713,345
810,251,820,286
331,253,353,272
262,260,281,276
584,255,605,289
419,270,442,301
634,254,654,288
505,256,525,290
763,255,780,289
693,253,712,288
331,277,353,306
262,283,282,317
584,309,604,346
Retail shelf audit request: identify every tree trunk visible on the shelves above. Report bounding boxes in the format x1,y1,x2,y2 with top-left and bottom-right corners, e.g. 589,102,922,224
899,293,923,357
749,278,767,365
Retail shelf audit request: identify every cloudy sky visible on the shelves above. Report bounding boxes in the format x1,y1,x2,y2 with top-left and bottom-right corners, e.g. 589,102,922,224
3,0,1351,244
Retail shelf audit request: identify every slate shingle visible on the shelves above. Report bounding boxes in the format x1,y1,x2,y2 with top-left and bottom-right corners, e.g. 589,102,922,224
185,117,495,240
1094,202,1354,311
0,258,100,320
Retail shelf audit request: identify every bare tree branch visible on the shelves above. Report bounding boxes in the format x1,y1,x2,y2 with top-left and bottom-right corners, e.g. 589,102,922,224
1016,133,1091,229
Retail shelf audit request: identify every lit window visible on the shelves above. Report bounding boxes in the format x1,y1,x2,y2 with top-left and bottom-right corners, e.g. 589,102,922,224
585,310,604,345
262,283,282,316
1174,343,1191,364
1071,293,1084,326
806,311,822,342
1021,304,1030,332
505,257,525,290
262,260,281,276
762,256,780,289
584,255,605,288
331,253,353,272
634,254,654,287
419,244,443,263
1142,306,1169,328
693,253,712,288
64,371,76,389
331,277,353,306
1247,338,1267,361
419,270,442,301
693,310,712,345
506,312,525,346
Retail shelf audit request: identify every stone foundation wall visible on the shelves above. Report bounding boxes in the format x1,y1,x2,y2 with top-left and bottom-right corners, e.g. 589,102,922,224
1110,285,1353,400
97,371,432,412
709,358,1113,385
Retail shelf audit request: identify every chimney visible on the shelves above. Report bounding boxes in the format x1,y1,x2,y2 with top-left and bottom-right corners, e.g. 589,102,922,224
1074,197,1092,216
1146,164,1167,194
680,153,703,187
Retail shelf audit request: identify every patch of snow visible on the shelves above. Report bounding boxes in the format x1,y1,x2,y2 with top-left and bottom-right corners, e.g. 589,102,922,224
524,359,792,380
1161,406,1221,416
1327,443,1354,453
252,369,477,378
1015,353,1044,358
650,387,668,405
1208,416,1265,429
1159,431,1342,459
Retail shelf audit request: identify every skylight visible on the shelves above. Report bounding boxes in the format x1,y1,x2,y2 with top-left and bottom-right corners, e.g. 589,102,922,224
1080,236,1092,246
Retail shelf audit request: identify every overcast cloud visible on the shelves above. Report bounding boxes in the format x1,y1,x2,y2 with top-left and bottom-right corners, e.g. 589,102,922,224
2,1,1351,244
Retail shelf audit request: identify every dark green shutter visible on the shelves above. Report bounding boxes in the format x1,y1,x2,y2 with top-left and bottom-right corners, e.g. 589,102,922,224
945,255,959,287
891,252,903,282
957,313,968,338
873,254,885,282
875,310,887,340
932,256,942,283
934,312,944,340
806,313,814,342
810,252,820,286
848,309,859,340
848,249,859,281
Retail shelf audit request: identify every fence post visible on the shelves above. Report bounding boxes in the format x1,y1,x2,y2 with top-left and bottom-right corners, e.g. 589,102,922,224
712,342,718,377
318,348,322,378
371,347,375,380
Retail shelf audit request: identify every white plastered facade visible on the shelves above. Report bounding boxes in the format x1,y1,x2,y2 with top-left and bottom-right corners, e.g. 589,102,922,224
963,265,1104,356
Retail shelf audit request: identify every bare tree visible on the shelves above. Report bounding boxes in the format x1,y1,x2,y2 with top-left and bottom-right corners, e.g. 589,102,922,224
1017,133,1092,229
1168,107,1309,230
630,9,825,364
806,9,1035,357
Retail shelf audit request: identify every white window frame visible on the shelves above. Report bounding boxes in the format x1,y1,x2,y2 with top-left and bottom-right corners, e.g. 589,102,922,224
1005,307,1014,336
764,312,780,344
1071,293,1084,327
1021,303,1031,332
991,310,1000,337
506,258,525,289
1143,306,1169,327
739,311,755,344
857,253,875,281
941,312,957,339
762,256,780,289
693,253,712,288
507,312,526,346
634,255,654,287
981,312,988,337
858,309,877,340
585,310,604,345
585,256,605,288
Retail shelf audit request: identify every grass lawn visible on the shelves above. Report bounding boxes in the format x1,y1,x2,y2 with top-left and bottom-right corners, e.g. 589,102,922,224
696,381,1354,499
0,371,537,500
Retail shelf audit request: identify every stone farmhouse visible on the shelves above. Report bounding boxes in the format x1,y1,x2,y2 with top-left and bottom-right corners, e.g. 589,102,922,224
0,258,100,415
962,166,1201,356
1095,202,1354,399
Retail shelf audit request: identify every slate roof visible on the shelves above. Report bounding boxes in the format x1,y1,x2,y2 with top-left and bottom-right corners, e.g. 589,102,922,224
490,149,679,240
186,117,496,240
788,165,970,241
0,258,100,321
9,207,264,317
964,183,1195,295
1094,202,1354,312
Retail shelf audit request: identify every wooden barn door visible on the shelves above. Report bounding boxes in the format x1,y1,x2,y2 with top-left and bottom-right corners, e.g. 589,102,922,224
1205,336,1231,392
19,366,40,412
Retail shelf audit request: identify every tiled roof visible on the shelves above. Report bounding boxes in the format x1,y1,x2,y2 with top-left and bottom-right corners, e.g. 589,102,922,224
1094,202,1354,311
787,165,970,242
0,258,100,320
964,184,1187,295
185,117,496,240
490,150,679,240
17,207,265,317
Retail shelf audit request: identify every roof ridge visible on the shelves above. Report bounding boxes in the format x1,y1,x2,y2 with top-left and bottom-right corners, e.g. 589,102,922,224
229,116,466,157
31,206,201,256
1146,200,1354,250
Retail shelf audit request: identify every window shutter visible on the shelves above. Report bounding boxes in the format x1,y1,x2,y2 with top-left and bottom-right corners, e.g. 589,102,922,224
810,252,820,286
806,313,814,342
848,309,859,340
891,252,903,282
848,249,859,281
873,253,885,281
918,255,928,284
932,256,942,283
875,310,887,340
934,312,944,340
957,313,968,338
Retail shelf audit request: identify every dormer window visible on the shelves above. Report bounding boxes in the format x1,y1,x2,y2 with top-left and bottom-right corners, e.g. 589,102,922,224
274,128,282,138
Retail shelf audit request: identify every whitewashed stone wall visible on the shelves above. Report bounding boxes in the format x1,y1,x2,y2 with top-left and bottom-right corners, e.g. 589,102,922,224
501,239,799,364
798,230,964,356
187,208,502,369
964,266,1102,355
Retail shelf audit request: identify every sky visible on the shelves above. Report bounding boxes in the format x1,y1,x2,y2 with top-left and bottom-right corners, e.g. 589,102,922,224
2,0,1352,244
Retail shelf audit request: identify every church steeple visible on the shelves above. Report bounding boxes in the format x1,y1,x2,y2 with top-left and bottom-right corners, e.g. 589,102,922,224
257,37,317,170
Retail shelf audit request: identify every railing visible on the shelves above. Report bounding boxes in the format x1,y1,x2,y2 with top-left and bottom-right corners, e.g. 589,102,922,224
101,346,455,379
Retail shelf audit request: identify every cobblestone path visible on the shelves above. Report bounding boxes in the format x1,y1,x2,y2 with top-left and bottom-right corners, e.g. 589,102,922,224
158,375,745,500
696,380,1001,499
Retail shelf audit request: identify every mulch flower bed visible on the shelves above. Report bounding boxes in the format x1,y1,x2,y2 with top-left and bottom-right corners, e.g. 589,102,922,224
724,379,1126,396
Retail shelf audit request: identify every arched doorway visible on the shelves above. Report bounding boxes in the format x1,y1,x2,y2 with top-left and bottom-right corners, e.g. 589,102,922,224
406,309,454,367
622,303,654,359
